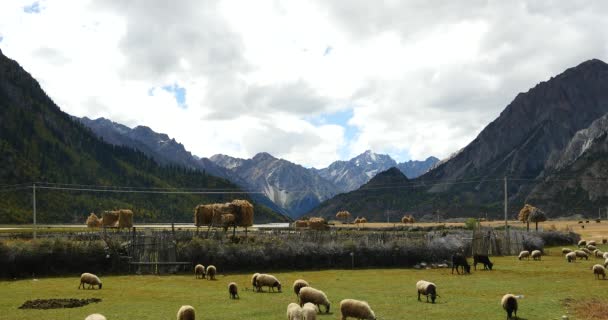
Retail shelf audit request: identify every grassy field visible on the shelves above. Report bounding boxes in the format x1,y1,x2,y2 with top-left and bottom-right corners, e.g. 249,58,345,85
1,246,607,320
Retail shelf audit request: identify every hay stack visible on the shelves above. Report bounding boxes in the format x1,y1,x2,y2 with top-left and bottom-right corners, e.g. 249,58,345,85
118,209,133,228
221,213,236,226
294,220,309,228
230,199,254,227
86,213,101,228
194,200,254,227
401,215,414,224
308,217,327,230
102,211,119,227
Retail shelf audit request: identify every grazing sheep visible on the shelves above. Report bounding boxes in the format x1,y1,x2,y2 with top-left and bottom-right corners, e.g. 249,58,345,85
301,303,317,320
256,274,282,292
501,294,518,320
177,305,195,320
293,279,309,296
566,252,577,263
603,252,608,260
287,303,303,320
299,287,330,313
587,245,598,251
575,250,589,260
194,264,205,279
451,252,471,274
582,248,593,255
416,280,438,303
339,299,376,320
85,314,106,320
531,250,542,261
473,254,493,270
592,264,607,280
518,251,530,260
604,258,608,268
79,273,102,290
206,265,216,280
228,282,239,299
594,250,604,258
561,248,572,255
588,240,597,246
578,240,587,247
252,273,260,291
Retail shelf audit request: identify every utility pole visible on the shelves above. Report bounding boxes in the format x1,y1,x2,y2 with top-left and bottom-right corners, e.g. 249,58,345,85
32,183,37,240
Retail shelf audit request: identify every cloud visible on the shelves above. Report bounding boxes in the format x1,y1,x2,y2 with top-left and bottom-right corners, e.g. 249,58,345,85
23,2,42,14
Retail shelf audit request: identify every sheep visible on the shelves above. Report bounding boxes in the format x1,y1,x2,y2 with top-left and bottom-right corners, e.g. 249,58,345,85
251,272,260,289
518,251,530,260
255,274,282,292
578,240,587,247
473,254,493,270
301,303,318,320
293,279,309,296
588,240,597,246
451,252,471,274
287,303,303,320
194,264,205,279
206,265,216,280
85,314,106,320
228,282,239,299
79,273,102,290
587,245,598,251
566,252,577,263
531,250,542,261
604,258,608,268
592,264,607,280
575,250,589,260
561,248,572,255
339,299,376,320
416,280,438,303
581,248,593,255
594,250,604,258
177,305,195,320
603,252,608,259
299,287,330,313
501,294,518,320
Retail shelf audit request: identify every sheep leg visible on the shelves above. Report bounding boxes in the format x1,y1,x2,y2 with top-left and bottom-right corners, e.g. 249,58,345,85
418,291,421,301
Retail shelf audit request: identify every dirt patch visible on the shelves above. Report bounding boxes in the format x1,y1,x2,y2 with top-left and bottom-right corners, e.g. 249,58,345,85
19,298,102,310
562,297,608,320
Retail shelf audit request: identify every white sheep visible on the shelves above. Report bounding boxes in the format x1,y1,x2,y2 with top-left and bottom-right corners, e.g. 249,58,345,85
293,279,309,296
299,287,330,313
561,248,572,255
177,305,195,320
228,282,239,299
604,258,608,268
592,264,607,280
79,273,102,290
594,250,604,258
194,264,205,279
501,294,518,320
518,251,530,260
85,314,106,320
581,248,593,255
339,299,376,320
252,273,260,291
603,252,608,259
575,250,589,260
578,240,587,247
566,252,577,263
301,302,318,320
588,240,597,246
206,265,216,280
255,274,282,292
287,302,303,320
416,280,438,303
531,250,542,260
587,245,598,251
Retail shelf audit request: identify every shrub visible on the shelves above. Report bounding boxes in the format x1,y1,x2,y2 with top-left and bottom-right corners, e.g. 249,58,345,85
538,231,580,246
464,218,478,230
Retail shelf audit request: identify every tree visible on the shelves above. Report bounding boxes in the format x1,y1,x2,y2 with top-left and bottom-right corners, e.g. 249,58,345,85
518,204,535,231
336,210,351,224
528,207,547,231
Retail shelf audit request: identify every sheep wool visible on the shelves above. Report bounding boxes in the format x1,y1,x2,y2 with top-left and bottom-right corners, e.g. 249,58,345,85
299,287,330,313
194,264,205,279
531,250,542,260
603,252,608,260
287,303,303,320
592,264,607,280
206,265,216,280
575,250,589,260
578,240,587,247
293,279,309,296
518,251,530,260
416,280,438,303
566,252,577,263
228,282,239,299
177,305,195,320
339,299,376,320
79,273,102,290
561,248,572,255
604,258,608,268
85,314,106,320
588,240,597,246
256,274,282,292
501,294,518,320
252,273,260,290
301,303,317,320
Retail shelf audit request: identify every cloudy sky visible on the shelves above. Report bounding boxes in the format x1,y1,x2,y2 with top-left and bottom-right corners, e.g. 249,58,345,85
1,1,607,168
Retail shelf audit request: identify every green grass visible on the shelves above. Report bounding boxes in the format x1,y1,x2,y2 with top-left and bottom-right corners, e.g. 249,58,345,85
1,247,607,320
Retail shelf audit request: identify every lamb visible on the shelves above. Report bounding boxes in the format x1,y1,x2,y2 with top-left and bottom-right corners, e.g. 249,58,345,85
566,252,577,263
578,240,587,247
575,250,589,260
301,303,317,320
293,279,309,296
339,299,376,320
228,282,239,299
451,252,471,274
501,294,518,320
79,273,102,290
531,250,542,261
594,250,604,258
473,254,493,270
416,280,438,303
255,274,282,292
518,251,530,260
299,287,330,313
206,265,216,280
287,303,303,320
85,314,106,320
561,248,572,255
194,264,205,279
177,305,195,320
592,264,607,280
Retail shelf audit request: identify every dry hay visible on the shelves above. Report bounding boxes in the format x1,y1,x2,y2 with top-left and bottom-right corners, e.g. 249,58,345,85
401,215,415,224
229,199,254,227
221,213,236,226
563,298,608,320
294,220,309,228
101,211,119,227
194,200,254,227
19,298,102,310
86,213,101,228
308,217,328,230
118,209,133,228
336,210,351,219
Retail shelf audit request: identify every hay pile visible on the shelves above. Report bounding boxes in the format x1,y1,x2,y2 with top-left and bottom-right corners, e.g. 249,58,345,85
118,209,133,228
101,211,119,227
294,220,309,228
354,217,367,224
229,199,254,227
194,200,254,227
86,213,101,228
221,213,236,227
401,215,415,224
308,217,327,230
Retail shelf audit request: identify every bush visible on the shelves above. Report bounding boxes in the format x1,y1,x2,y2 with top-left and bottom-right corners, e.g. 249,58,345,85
464,218,478,230
538,231,580,246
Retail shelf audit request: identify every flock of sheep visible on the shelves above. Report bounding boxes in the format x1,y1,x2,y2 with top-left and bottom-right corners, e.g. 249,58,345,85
561,239,608,279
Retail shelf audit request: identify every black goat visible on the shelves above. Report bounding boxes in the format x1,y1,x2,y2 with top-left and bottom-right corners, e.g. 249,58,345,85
451,252,471,274
473,254,493,270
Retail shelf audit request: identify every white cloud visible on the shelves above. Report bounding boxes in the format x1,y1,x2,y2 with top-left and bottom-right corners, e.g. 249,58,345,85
1,0,607,168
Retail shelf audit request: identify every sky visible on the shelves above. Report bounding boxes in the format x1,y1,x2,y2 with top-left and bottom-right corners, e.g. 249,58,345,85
1,1,607,168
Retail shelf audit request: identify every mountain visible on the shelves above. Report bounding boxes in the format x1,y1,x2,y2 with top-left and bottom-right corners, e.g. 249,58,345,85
0,49,287,223
210,152,340,218
316,150,397,192
396,156,439,179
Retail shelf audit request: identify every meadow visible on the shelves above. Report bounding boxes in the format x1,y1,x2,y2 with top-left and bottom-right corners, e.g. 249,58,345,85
1,245,607,320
